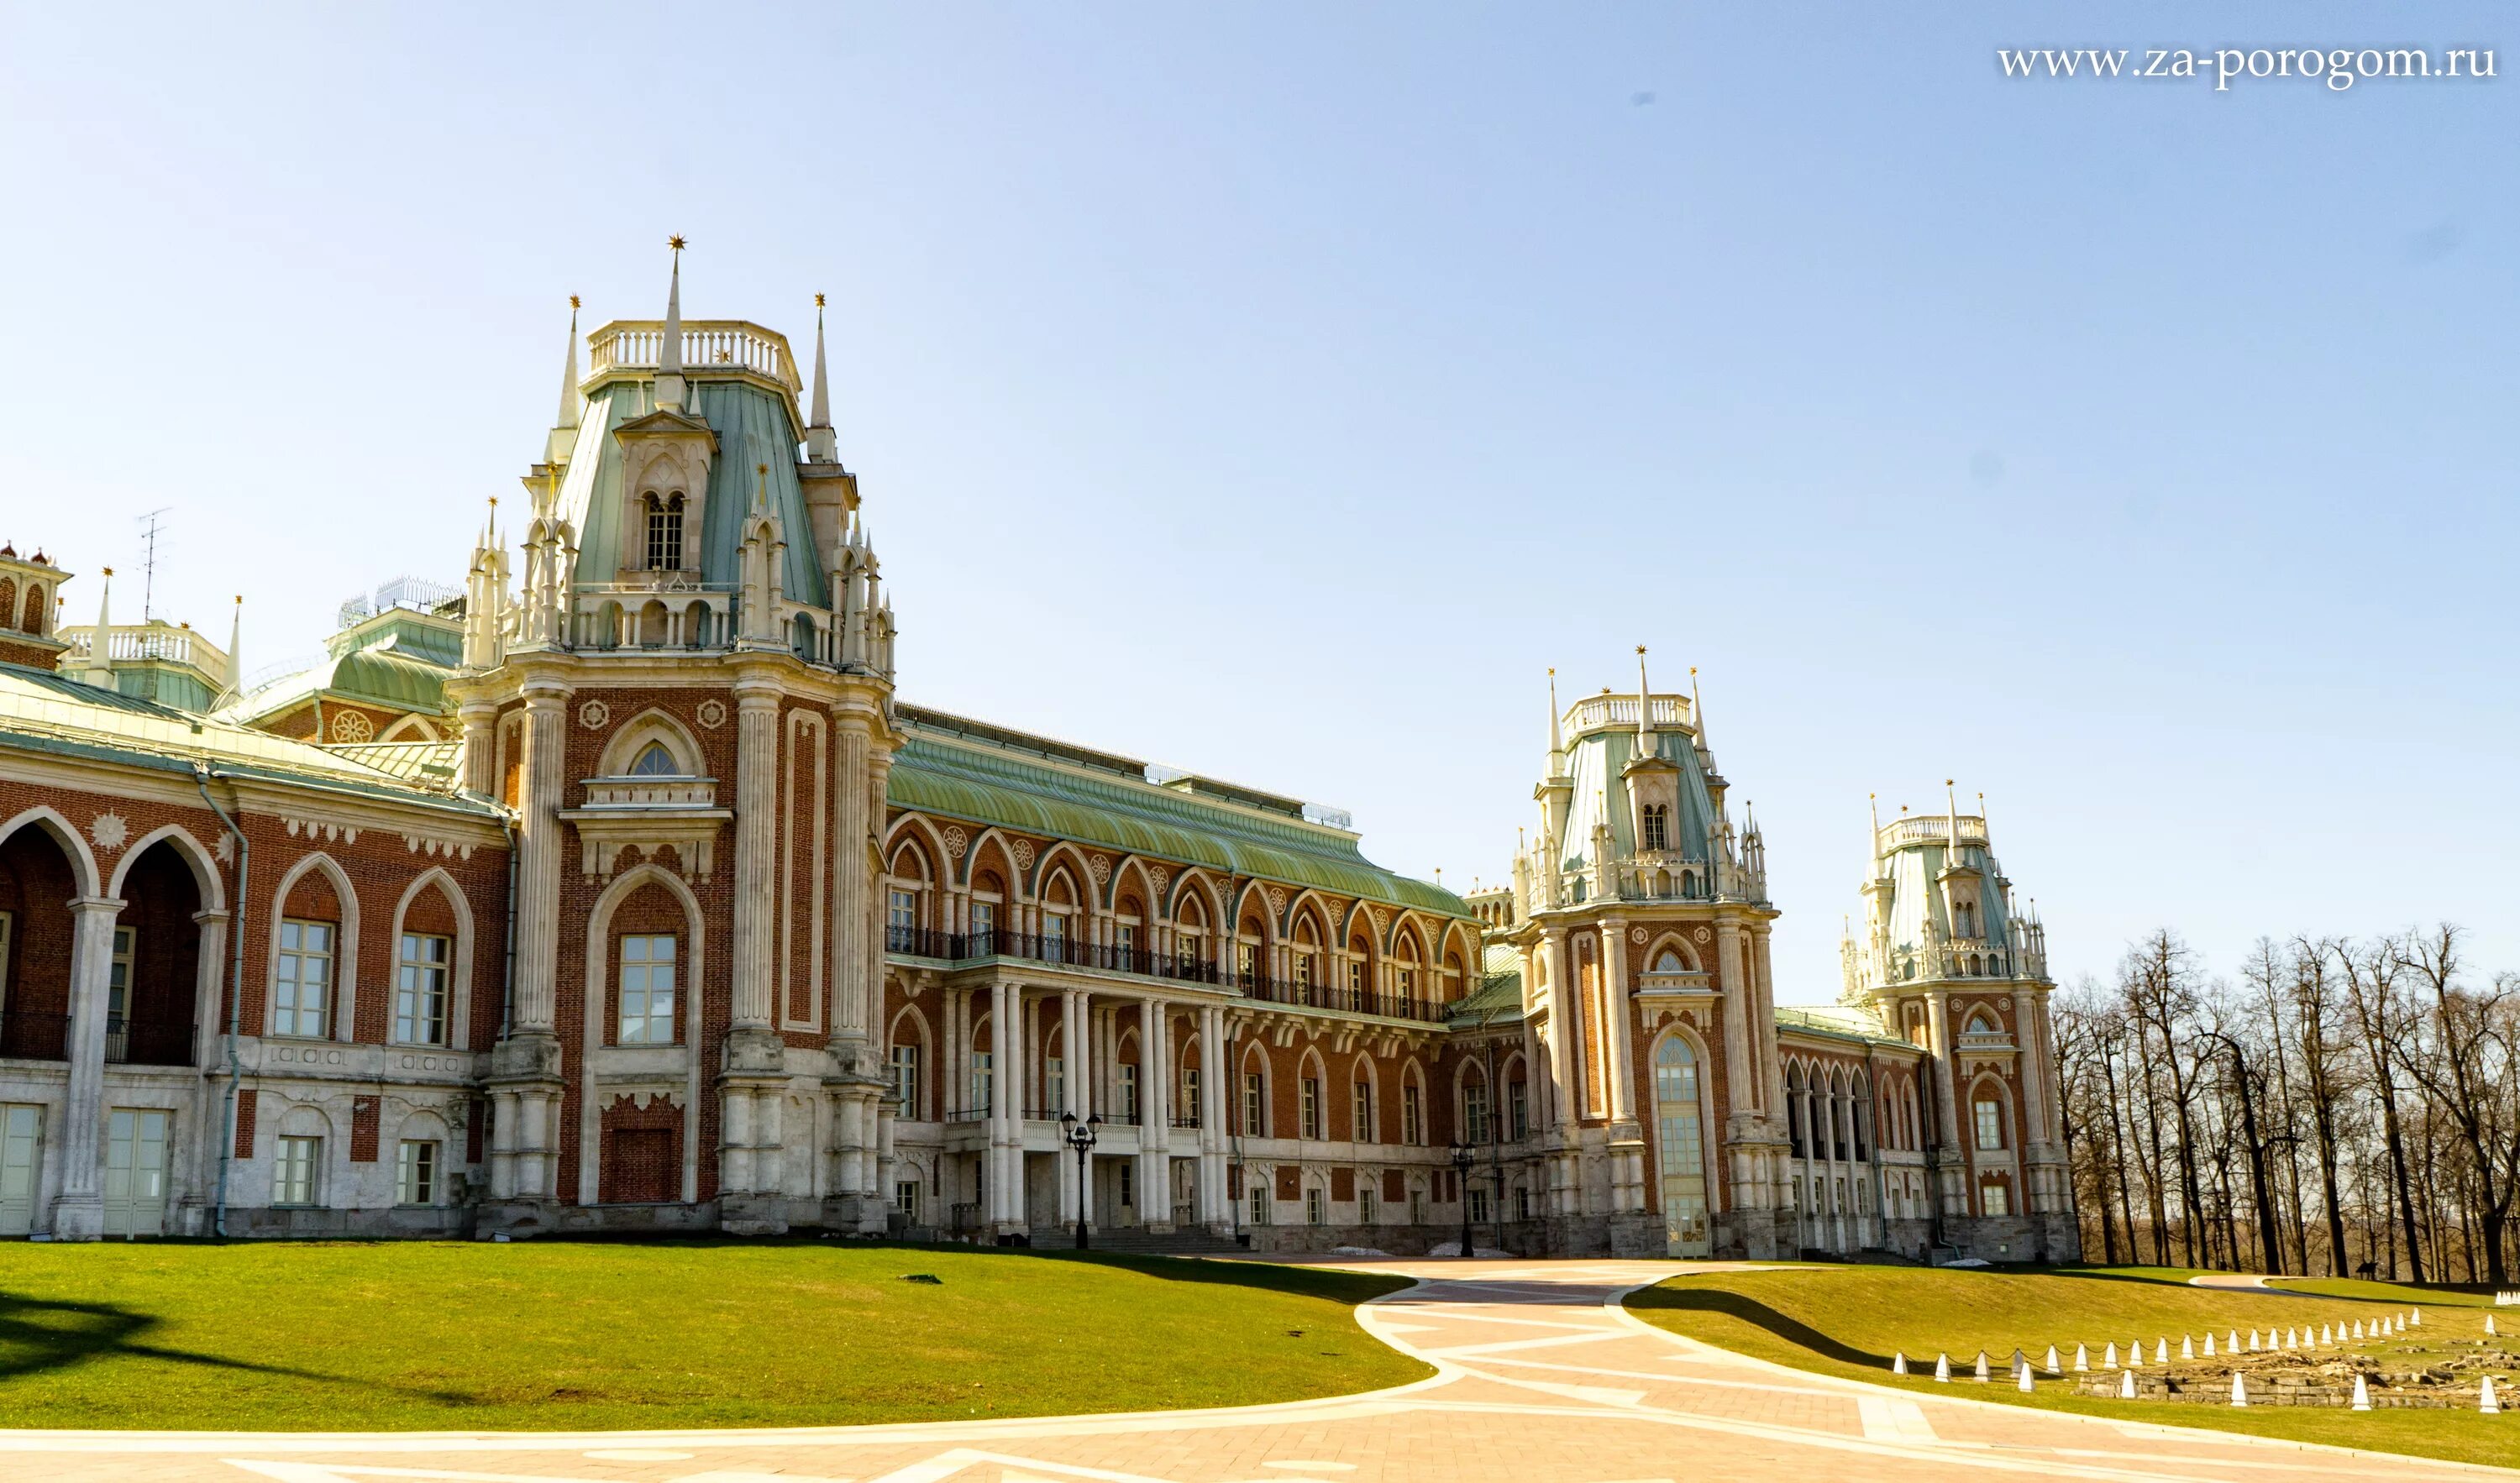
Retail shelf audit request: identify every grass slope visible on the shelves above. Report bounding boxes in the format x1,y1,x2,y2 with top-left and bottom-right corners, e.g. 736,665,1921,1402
0,1241,1425,1432
1625,1265,2516,1471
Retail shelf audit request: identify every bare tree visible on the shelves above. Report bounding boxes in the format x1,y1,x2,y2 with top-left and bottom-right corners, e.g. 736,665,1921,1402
2337,935,2426,1282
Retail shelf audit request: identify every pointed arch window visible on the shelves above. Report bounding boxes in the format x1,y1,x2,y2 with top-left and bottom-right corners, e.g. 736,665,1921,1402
1641,803,1670,852
627,742,680,777
643,492,685,571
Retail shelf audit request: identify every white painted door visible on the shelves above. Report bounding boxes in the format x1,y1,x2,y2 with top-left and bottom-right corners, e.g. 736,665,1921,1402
0,1104,41,1234
102,1108,169,1236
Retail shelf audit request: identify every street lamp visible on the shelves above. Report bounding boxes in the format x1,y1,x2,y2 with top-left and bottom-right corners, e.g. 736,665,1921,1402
1448,1141,1477,1260
1060,1111,1102,1250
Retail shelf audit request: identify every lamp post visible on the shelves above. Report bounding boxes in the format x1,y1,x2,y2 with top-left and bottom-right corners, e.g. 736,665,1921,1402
1061,1111,1103,1250
1449,1140,1477,1259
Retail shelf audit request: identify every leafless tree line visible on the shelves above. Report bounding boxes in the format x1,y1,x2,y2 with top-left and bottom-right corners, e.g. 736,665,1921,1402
2056,925,2520,1285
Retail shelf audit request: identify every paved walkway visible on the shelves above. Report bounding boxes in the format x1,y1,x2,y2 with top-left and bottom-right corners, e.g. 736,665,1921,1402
0,1257,2496,1482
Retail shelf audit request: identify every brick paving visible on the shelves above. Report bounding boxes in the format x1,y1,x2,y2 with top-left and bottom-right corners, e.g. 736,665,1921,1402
0,1258,2497,1482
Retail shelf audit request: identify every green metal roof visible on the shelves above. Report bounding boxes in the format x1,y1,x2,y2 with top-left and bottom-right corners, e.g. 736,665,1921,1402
887,722,1472,921
231,642,452,726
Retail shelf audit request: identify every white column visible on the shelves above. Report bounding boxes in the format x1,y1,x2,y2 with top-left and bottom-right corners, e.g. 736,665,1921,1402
1140,997,1171,1229
1753,925,1784,1119
50,896,123,1239
1600,920,1635,1124
1199,1004,1226,1225
510,683,570,1033
989,979,1013,1225
1540,930,1576,1127
729,685,782,1030
1058,988,1085,1227
1716,922,1752,1115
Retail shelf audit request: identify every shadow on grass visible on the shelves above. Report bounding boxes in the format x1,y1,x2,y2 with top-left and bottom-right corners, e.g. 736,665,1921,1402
0,1292,480,1405
1625,1285,1885,1368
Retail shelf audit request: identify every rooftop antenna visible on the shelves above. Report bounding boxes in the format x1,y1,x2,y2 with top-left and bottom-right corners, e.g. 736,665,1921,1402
136,507,171,622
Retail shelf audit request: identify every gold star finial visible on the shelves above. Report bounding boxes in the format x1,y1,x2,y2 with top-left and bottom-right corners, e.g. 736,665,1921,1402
815,292,827,308
669,234,686,252
569,294,581,311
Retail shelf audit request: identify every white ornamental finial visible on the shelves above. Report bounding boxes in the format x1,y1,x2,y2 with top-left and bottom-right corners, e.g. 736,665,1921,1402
557,295,581,431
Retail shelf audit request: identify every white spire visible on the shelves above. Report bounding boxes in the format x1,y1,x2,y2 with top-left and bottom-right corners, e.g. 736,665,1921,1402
1546,667,1563,771
1635,644,1654,747
557,296,581,430
223,595,242,698
806,292,838,462
1947,778,1961,851
83,568,113,688
656,236,687,411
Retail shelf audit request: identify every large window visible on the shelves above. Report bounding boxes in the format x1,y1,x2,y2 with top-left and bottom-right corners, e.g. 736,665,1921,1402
1468,1183,1492,1225
1243,1072,1265,1137
395,933,450,1045
1299,1077,1321,1140
1305,1187,1326,1225
888,890,917,935
1042,911,1068,955
396,1139,438,1205
1294,952,1315,989
895,1180,921,1224
1654,1036,1710,1256
1981,1180,2011,1217
1236,941,1257,983
1641,803,1670,852
273,920,333,1038
1509,1081,1529,1140
1045,1055,1065,1114
969,901,996,951
892,1044,921,1119
1352,1081,1373,1142
275,1135,321,1206
643,491,685,571
618,935,677,1044
1401,1084,1423,1146
970,1051,993,1115
1463,1082,1490,1145
1182,1067,1200,1127
108,925,134,1025
1974,1097,2006,1150
1120,1063,1140,1122
1359,1186,1378,1224
1247,1184,1270,1226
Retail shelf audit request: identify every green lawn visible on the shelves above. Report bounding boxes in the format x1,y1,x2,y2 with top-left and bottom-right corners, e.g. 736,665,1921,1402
0,1240,1425,1431
1625,1265,2517,1471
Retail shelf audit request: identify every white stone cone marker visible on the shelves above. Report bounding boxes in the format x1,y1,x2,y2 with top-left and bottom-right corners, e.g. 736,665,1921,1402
2103,1342,2118,1367
2181,1334,2194,1360
2413,1308,2423,1328
2074,1343,2089,1372
1935,1352,1950,1382
2012,1347,2028,1377
2351,1373,2371,1412
1974,1350,1990,1382
2045,1344,2061,1374
2230,1370,2249,1407
2351,1320,2363,1340
2017,1363,2034,1393
2489,1314,2499,1338
2224,1328,2238,1353
2203,1332,2217,1357
2155,1337,2168,1364
2119,1369,2138,1400
1893,1351,1908,1375
2247,1329,2260,1351
2319,1324,2332,1345
2484,1376,2501,1416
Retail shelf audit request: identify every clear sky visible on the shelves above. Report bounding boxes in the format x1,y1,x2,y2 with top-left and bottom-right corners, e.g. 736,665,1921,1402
3,4,2511,1002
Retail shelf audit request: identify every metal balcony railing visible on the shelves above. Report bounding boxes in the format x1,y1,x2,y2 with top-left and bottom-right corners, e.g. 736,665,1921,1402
884,925,1452,1024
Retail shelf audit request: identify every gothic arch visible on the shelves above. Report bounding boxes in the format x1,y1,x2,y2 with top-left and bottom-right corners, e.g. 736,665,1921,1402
960,827,1023,895
1230,880,1278,947
378,715,443,742
1108,856,1162,918
107,823,225,912
1165,865,1227,923
888,1003,934,1121
1641,930,1702,974
596,707,706,778
388,867,475,1049
267,850,360,1040
0,804,102,898
575,863,706,1206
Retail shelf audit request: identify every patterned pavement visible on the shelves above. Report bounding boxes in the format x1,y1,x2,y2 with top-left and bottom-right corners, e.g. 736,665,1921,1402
0,1257,2497,1482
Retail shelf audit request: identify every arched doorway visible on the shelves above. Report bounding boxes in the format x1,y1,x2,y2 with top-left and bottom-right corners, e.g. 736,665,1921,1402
1653,1035,1711,1256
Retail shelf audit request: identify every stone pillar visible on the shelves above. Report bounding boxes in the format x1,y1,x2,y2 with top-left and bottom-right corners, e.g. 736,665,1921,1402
1716,921,1751,1116
1057,988,1085,1228
1752,925,1784,1120
1198,1004,1227,1228
988,978,1014,1229
1140,997,1171,1231
457,699,498,797
830,714,872,1039
190,909,229,1075
1600,921,1635,1124
487,678,568,1227
49,895,124,1240
1927,992,1967,1219
720,681,789,1234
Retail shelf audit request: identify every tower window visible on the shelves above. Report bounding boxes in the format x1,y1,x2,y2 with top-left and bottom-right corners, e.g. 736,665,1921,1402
627,742,679,777
1641,803,1669,852
643,492,685,571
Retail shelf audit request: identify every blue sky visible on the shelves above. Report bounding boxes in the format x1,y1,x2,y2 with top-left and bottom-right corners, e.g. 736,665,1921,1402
3,4,2511,1001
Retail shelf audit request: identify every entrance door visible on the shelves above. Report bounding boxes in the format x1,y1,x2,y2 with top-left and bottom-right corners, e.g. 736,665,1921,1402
1654,1037,1712,1257
0,1104,41,1234
102,1108,169,1236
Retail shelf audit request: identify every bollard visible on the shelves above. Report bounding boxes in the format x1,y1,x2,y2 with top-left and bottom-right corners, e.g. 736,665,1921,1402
2074,1343,2089,1372
2484,1376,2501,1416
2319,1324,2332,1345
1935,1352,1950,1382
2154,1337,2168,1364
2203,1332,2217,1357
2017,1362,2034,1393
2351,1320,2363,1340
2413,1308,2423,1328
2045,1344,2061,1374
2230,1370,2248,1407
2119,1369,2137,1400
1893,1351,1908,1375
2103,1342,2118,1367
1974,1350,1990,1382
2246,1328,2260,1352
2490,1315,2499,1338
2351,1373,2371,1412
2181,1334,2194,1360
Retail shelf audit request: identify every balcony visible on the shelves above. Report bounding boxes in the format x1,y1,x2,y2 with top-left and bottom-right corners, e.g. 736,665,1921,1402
587,320,802,392
0,1009,67,1061
106,1016,195,1067
884,926,1452,1025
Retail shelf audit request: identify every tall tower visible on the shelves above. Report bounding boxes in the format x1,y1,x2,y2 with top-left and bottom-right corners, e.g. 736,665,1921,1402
449,244,899,1236
1840,789,2073,1259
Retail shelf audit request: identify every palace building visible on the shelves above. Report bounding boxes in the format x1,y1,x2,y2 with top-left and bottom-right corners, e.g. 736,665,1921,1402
0,254,2075,1260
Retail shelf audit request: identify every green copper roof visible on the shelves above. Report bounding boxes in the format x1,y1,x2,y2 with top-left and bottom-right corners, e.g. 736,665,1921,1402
556,378,829,608
232,643,452,725
887,723,1471,921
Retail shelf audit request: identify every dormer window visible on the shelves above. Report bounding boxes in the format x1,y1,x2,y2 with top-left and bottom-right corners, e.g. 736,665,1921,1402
1641,804,1670,852
1954,899,1977,938
643,492,685,571
627,742,680,777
